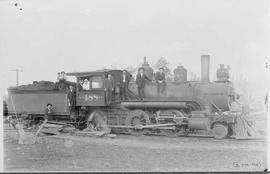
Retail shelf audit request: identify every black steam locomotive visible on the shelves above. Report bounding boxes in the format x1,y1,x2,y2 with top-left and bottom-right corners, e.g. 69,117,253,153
5,55,237,139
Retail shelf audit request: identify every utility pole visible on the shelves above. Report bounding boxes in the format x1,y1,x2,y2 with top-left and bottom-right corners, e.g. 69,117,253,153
11,69,23,87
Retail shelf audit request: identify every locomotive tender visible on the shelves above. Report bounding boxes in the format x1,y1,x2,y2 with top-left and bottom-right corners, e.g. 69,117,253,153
6,55,237,139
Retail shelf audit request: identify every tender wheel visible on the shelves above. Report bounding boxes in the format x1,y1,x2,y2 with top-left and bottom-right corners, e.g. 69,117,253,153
125,110,151,136
212,123,228,139
87,111,110,132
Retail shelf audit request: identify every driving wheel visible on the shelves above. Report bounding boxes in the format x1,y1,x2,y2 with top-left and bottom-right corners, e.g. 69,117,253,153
125,110,151,136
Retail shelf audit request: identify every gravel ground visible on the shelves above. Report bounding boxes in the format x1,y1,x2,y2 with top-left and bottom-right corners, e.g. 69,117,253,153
3,122,267,172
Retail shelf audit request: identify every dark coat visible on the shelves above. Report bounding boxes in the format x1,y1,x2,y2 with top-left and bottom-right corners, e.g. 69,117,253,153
136,73,150,88
44,108,53,120
67,90,76,106
45,108,53,115
105,78,115,91
155,72,165,83
77,85,83,91
120,74,131,86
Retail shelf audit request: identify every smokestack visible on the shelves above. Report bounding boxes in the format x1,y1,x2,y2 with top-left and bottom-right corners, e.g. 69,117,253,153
201,55,210,82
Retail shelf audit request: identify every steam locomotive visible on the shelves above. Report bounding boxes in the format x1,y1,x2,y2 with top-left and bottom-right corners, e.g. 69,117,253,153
5,55,237,139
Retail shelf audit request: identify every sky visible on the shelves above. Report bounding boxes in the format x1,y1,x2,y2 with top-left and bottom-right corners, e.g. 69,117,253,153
0,0,269,94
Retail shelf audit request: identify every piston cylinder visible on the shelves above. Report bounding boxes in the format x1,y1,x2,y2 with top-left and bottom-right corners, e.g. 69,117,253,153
188,111,210,130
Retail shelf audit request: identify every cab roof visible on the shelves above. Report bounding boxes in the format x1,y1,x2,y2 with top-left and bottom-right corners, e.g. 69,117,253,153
66,69,123,77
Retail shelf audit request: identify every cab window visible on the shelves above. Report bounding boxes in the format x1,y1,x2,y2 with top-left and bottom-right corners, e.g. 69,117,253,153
78,77,89,91
90,76,103,89
77,76,103,91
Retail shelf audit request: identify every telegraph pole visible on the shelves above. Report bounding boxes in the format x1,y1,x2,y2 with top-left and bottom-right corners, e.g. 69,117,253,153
11,69,23,86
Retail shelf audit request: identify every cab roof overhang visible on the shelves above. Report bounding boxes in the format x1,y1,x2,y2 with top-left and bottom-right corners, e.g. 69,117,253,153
66,69,123,77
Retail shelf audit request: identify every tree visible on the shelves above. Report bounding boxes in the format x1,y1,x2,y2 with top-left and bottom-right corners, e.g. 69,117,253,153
125,66,137,75
189,71,200,81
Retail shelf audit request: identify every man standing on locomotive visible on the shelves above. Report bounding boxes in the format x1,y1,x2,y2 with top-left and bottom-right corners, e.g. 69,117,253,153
68,85,76,121
105,74,114,104
136,67,151,100
120,70,131,100
155,67,166,96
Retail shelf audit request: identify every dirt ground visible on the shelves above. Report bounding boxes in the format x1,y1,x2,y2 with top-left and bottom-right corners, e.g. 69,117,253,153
3,119,268,172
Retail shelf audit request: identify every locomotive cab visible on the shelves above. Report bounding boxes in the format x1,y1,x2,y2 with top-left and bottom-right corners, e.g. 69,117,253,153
67,70,123,106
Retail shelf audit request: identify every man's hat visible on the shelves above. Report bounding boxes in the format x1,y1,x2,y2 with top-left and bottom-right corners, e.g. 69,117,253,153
47,103,52,107
138,67,145,71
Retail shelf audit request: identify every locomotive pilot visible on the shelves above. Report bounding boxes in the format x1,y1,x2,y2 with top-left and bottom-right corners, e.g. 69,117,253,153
136,67,151,100
105,74,115,104
155,67,166,96
120,70,131,100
